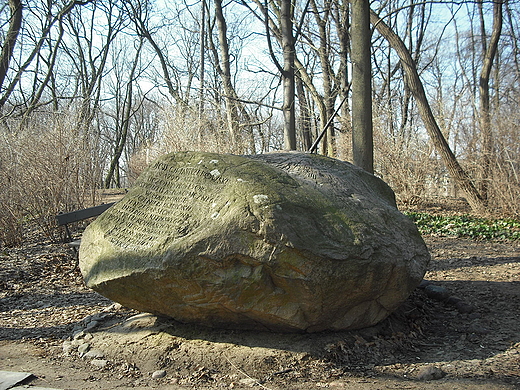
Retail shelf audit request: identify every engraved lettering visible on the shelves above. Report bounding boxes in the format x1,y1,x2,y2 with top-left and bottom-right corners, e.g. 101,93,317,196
104,162,229,251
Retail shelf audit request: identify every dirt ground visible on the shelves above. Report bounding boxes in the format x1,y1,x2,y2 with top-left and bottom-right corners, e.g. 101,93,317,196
1,216,520,389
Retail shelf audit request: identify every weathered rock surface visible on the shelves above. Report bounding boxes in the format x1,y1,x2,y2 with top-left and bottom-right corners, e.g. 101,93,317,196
79,151,430,332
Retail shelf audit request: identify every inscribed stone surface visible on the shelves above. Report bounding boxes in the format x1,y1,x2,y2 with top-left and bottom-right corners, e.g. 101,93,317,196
79,151,430,332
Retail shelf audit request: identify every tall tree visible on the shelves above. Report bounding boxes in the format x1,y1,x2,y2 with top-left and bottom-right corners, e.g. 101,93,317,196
104,39,144,188
280,0,296,150
478,0,503,202
64,0,122,132
369,8,486,213
309,0,336,156
213,0,241,148
0,0,88,112
21,12,66,121
332,0,351,143
199,0,207,118
351,0,373,173
125,0,187,108
0,0,22,92
208,0,258,153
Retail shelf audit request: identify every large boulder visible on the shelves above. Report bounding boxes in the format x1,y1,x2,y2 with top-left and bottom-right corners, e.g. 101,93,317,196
79,151,430,332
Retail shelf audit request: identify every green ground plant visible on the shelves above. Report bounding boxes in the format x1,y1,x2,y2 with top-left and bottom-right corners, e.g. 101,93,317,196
405,212,520,240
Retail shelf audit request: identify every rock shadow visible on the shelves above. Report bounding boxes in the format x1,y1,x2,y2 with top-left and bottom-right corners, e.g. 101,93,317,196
79,278,519,386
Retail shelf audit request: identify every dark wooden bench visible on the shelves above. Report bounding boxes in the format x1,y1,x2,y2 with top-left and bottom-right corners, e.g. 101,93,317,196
56,202,115,251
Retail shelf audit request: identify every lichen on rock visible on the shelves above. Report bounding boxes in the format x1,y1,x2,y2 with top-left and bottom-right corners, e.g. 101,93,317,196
79,151,430,332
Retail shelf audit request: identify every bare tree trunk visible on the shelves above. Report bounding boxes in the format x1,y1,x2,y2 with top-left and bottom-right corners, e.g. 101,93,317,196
105,39,143,188
0,0,22,92
72,13,115,133
398,2,427,142
214,0,241,148
208,4,257,154
246,0,313,151
199,0,207,119
0,0,85,111
478,0,503,202
310,0,336,156
126,1,187,109
370,9,486,213
296,77,312,150
351,0,373,173
281,0,296,150
332,0,351,141
21,17,65,121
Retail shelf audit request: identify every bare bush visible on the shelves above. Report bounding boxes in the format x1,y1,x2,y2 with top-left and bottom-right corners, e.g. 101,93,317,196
128,107,283,183
0,181,24,247
368,112,443,205
486,113,520,217
489,160,520,217
369,115,520,218
128,110,231,182
0,111,104,246
131,105,520,221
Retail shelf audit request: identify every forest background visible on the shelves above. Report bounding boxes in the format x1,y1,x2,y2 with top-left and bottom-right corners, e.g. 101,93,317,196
0,0,519,247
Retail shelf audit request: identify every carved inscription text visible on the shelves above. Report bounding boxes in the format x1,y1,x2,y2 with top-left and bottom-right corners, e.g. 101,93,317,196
103,161,228,251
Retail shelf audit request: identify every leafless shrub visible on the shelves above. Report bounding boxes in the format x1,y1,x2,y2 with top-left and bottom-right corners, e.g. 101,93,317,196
0,188,24,247
486,117,520,217
0,111,104,246
128,110,231,182
128,108,282,183
370,119,445,205
488,162,520,217
366,106,520,218
455,111,520,217
131,108,518,219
